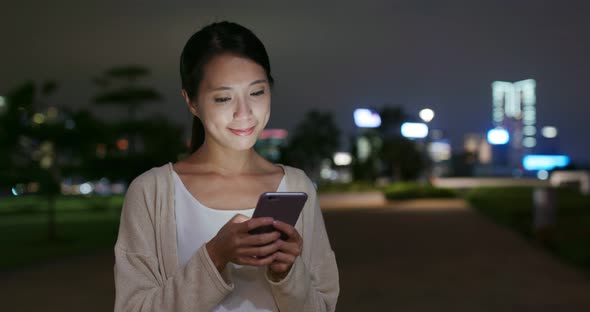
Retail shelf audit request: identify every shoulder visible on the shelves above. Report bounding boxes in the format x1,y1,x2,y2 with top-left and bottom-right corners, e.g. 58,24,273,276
280,164,306,180
126,162,171,196
279,164,317,194
120,163,172,224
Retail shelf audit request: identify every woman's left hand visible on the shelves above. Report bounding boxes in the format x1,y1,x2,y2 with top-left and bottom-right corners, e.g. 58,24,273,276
267,220,303,281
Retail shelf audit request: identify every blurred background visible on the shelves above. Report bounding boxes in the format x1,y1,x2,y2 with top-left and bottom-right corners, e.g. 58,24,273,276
1,0,590,310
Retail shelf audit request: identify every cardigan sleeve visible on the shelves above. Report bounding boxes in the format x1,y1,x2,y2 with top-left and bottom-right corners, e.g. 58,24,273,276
266,173,340,312
114,174,233,312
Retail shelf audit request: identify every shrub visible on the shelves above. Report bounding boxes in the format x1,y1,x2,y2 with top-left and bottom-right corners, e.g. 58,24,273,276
383,182,456,200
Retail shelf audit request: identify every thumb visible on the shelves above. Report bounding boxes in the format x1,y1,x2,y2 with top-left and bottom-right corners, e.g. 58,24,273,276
230,213,250,224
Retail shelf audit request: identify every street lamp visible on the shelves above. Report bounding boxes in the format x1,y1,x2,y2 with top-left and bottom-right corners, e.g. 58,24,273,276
419,108,435,123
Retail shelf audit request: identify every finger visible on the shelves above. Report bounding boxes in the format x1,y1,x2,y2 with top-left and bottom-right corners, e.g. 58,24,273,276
272,221,301,242
241,231,281,246
241,217,275,232
238,241,281,258
230,213,250,224
275,240,302,257
271,251,297,264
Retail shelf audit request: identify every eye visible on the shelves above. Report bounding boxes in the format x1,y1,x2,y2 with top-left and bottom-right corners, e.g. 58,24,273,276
214,97,231,103
250,89,265,96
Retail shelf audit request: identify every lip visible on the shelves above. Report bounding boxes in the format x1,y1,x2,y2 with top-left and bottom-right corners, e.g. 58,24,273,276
229,126,255,136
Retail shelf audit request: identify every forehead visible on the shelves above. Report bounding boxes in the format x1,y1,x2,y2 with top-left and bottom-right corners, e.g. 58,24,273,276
201,53,267,89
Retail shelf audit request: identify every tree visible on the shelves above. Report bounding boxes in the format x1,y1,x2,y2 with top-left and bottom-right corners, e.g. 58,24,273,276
93,65,162,153
1,80,64,240
350,129,382,182
378,106,406,137
0,82,36,187
374,105,424,181
88,116,188,182
280,110,341,181
381,136,424,181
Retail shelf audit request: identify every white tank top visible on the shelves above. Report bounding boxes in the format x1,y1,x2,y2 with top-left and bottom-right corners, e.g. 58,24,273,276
173,170,286,312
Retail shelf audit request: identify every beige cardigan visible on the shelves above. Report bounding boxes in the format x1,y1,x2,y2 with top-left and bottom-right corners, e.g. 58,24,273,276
114,163,339,311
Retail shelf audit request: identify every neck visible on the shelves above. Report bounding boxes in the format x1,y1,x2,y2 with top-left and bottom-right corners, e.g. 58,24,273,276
192,140,260,176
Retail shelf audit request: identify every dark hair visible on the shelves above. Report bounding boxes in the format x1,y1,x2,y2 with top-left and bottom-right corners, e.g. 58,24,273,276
180,21,274,153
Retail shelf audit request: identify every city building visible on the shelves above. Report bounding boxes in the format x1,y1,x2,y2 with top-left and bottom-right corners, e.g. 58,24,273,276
491,79,537,172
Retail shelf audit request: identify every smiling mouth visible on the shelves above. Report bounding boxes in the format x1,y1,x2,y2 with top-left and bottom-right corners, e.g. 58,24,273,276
229,126,255,136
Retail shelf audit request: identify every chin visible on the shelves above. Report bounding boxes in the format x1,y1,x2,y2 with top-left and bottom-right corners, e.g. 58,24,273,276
228,137,258,151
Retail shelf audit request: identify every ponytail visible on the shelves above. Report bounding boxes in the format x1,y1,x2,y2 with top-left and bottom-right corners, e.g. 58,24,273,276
190,116,205,153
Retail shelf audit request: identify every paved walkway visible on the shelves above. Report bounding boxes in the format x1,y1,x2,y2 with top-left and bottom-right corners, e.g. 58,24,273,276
2,198,590,311
328,199,590,311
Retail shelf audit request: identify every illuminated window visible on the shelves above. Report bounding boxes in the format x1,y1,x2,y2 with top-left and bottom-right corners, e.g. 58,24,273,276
487,128,509,145
354,109,381,128
522,155,570,171
401,122,428,139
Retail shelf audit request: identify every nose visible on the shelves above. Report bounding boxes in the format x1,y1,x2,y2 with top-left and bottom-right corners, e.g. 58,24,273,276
233,96,253,119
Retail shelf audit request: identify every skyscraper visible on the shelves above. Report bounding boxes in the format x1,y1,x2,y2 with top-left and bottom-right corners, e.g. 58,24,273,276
491,79,537,171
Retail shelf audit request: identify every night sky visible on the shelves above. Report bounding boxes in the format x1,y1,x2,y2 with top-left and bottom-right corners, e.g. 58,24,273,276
2,0,590,164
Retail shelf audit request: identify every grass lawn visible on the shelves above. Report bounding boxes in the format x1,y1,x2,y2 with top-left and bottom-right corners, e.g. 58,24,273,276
0,195,123,269
466,187,590,276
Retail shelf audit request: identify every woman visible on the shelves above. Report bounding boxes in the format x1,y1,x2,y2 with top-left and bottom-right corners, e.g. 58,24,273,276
114,21,339,311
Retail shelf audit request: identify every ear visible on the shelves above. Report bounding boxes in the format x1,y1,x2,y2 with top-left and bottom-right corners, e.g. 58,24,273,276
182,89,200,118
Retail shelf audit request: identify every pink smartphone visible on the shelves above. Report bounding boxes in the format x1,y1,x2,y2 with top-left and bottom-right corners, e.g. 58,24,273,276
249,192,308,239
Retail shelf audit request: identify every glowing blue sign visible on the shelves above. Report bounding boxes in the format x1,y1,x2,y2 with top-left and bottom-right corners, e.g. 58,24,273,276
354,109,381,128
487,128,509,145
522,155,570,171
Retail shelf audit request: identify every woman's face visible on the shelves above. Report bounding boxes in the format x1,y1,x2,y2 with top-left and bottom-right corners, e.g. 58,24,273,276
187,53,271,152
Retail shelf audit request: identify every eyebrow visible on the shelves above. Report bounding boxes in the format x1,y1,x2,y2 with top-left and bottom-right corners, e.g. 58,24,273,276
209,79,268,91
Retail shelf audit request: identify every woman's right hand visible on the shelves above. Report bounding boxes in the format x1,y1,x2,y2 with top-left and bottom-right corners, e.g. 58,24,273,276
206,214,282,272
